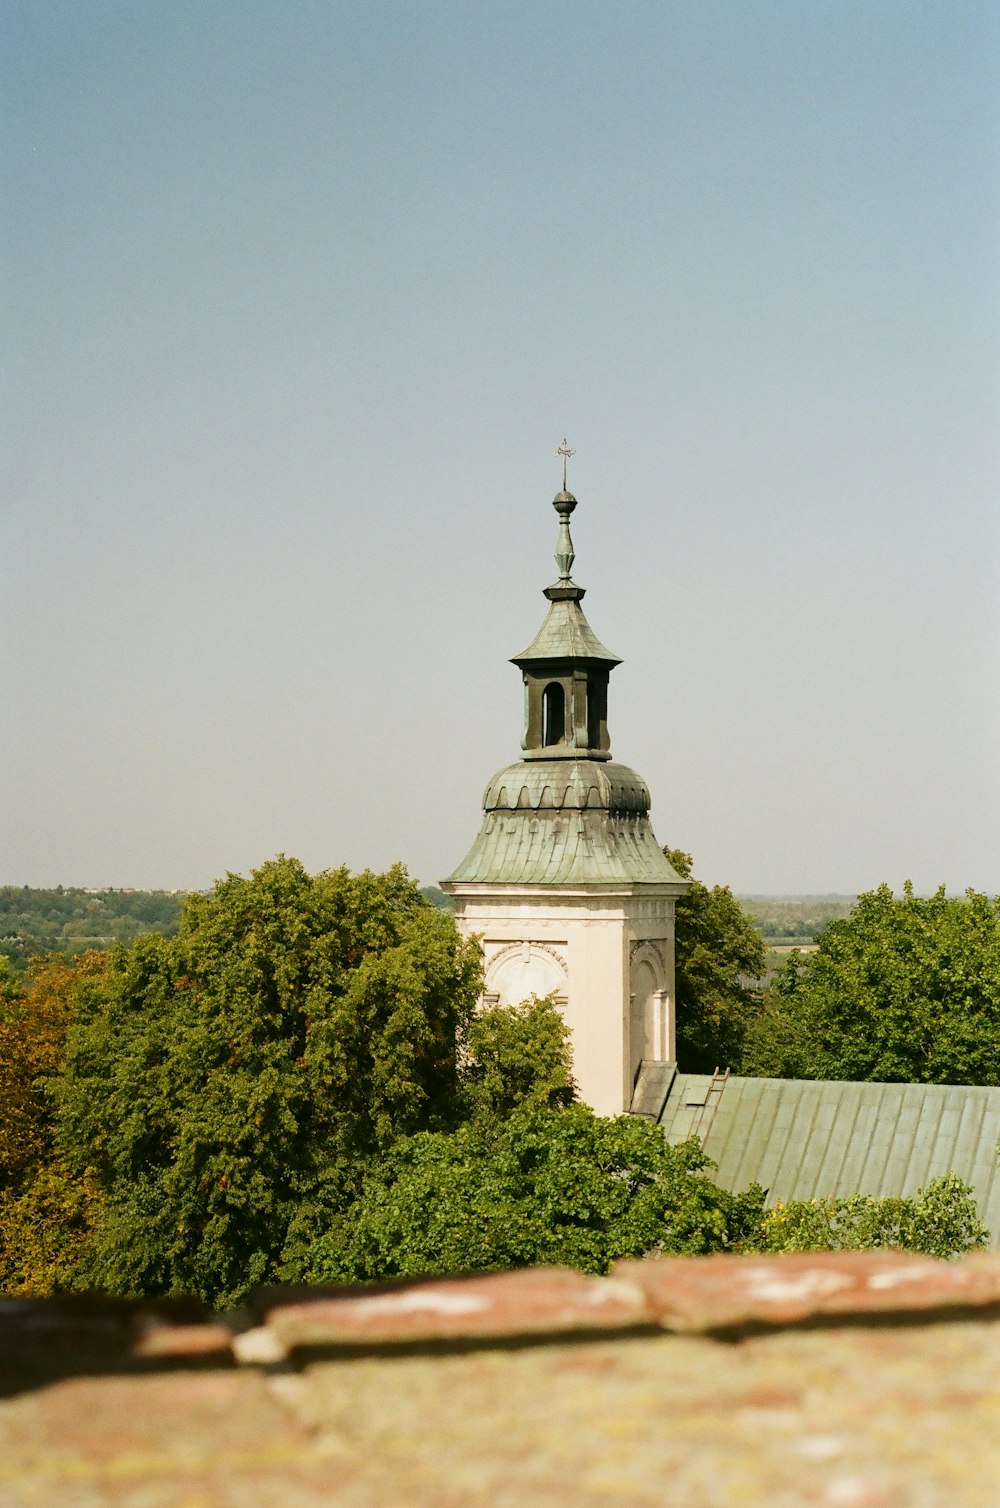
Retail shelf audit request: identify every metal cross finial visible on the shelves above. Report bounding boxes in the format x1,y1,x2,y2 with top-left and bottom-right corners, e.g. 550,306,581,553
556,437,576,492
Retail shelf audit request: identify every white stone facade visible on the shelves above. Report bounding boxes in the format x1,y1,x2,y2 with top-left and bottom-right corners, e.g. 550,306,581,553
448,882,680,1117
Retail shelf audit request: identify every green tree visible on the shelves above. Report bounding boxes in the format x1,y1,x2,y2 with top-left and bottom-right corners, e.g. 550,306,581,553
38,865,994,1303
461,995,576,1121
0,886,183,974
305,1107,766,1281
55,858,482,1308
0,952,108,1295
745,1174,987,1259
746,884,1000,1084
665,849,766,1073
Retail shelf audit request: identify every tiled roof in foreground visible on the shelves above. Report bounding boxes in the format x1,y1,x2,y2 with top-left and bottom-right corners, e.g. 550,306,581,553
650,1071,1000,1245
5,1253,1000,1503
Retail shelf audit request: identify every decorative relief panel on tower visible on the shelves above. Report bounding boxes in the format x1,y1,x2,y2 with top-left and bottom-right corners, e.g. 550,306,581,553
484,939,568,974
483,939,569,1011
629,939,666,979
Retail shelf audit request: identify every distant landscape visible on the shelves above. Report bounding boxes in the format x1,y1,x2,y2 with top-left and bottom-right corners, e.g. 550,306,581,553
0,883,855,974
737,895,856,947
0,886,185,972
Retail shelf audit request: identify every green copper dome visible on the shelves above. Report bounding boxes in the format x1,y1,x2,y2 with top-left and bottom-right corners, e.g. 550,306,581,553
445,758,685,886
484,759,650,814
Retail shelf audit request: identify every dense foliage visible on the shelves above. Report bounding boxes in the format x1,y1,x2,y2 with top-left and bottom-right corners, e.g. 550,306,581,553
746,884,1000,1084
666,848,766,1073
307,1113,765,1280
1,861,992,1305
0,886,182,972
0,953,108,1294
55,858,482,1308
462,995,576,1119
746,1174,988,1259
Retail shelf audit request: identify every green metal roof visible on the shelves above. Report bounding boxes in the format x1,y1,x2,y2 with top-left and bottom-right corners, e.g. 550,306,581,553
444,759,688,887
511,596,621,667
444,807,685,886
652,1072,1000,1246
482,760,652,815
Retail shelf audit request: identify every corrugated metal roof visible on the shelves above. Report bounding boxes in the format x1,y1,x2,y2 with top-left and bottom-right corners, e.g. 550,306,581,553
652,1072,1000,1246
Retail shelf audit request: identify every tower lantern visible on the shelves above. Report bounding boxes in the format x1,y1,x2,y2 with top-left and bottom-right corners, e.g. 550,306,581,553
511,485,620,761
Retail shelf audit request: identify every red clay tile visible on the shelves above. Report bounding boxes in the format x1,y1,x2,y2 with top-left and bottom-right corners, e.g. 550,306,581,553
132,1320,235,1363
0,1295,220,1362
244,1266,652,1354
613,1250,1000,1332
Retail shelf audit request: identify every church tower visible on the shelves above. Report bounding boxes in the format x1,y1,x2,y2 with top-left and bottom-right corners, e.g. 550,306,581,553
442,460,688,1115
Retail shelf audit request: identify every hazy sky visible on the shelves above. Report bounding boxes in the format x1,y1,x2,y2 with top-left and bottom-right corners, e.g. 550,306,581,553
5,1,998,895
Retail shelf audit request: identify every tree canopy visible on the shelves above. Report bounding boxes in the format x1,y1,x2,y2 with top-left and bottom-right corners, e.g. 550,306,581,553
665,848,766,1073
0,886,182,972
745,1174,987,1259
306,1110,765,1281
55,857,482,1307
1,954,106,1187
461,995,576,1120
0,953,108,1295
746,884,1000,1084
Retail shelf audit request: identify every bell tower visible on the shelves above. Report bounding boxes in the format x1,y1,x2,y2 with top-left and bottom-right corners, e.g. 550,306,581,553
442,456,688,1115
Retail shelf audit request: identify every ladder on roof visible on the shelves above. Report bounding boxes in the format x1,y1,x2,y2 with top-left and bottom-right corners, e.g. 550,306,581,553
686,1066,730,1141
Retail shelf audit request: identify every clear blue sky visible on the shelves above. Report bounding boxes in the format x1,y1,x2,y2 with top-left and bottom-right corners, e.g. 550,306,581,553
4,1,998,894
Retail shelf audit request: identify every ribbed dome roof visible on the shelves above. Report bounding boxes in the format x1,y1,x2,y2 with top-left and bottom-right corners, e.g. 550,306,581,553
444,758,687,887
483,759,650,816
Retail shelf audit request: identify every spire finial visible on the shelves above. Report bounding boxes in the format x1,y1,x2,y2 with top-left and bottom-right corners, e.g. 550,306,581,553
556,437,576,493
551,441,578,584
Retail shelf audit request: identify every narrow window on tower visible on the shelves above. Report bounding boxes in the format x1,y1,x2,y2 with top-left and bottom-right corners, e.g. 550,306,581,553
542,682,566,747
587,676,606,749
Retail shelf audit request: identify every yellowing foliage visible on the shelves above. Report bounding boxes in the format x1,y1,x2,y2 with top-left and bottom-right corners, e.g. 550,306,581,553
0,952,108,1295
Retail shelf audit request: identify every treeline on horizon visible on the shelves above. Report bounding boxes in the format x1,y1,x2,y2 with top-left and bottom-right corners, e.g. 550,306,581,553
739,895,857,944
0,886,184,972
0,882,853,973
